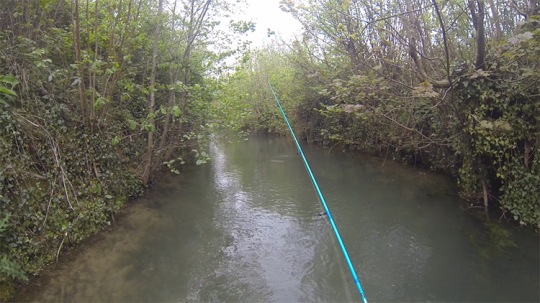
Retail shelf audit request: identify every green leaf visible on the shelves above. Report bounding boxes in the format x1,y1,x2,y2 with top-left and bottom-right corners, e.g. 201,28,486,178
90,184,102,195
0,75,19,86
128,120,137,130
93,97,107,108
479,120,493,130
0,87,17,98
0,213,11,232
0,256,28,281
173,105,181,117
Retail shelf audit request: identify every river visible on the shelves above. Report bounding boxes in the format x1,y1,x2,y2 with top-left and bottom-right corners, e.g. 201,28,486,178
15,134,539,302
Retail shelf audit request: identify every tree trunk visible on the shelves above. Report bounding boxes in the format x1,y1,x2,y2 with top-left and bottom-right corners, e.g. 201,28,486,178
469,0,486,69
482,180,490,221
156,69,178,165
72,0,88,124
141,0,163,184
475,0,486,69
524,140,531,171
488,0,502,41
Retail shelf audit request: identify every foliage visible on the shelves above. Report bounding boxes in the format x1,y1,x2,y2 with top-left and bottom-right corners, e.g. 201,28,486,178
455,21,540,226
0,0,250,299
218,1,540,230
212,44,320,134
0,213,27,283
0,75,19,108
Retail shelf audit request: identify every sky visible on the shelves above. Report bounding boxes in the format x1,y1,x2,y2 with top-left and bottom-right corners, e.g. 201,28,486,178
238,0,303,48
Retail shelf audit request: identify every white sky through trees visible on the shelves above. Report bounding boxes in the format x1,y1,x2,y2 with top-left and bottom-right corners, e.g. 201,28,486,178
241,0,302,48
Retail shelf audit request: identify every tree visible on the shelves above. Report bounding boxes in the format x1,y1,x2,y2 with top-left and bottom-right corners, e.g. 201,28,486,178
141,0,163,184
0,0,250,298
222,0,539,227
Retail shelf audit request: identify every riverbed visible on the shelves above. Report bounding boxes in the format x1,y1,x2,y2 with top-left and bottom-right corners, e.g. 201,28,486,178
15,134,539,302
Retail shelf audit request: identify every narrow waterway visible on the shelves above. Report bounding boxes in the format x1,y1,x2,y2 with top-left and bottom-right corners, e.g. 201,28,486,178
15,134,539,302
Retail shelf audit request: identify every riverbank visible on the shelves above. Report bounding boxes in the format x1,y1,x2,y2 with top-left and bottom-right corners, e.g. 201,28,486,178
13,186,175,302
0,0,223,299
11,169,189,303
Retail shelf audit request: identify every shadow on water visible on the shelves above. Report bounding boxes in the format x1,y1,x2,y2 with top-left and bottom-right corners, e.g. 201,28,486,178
14,133,539,302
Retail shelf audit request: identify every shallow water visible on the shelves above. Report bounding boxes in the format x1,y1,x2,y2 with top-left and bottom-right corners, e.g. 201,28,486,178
15,134,539,302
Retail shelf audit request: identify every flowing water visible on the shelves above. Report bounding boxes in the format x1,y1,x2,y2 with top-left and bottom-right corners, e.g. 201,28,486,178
15,134,539,302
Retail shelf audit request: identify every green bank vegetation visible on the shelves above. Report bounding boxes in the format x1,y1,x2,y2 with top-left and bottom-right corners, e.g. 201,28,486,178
0,0,253,298
214,1,540,228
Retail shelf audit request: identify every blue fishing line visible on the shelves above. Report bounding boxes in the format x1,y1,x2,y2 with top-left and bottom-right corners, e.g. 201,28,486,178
269,83,368,303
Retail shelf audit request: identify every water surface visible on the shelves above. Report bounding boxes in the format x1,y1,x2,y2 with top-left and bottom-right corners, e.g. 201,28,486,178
15,134,539,302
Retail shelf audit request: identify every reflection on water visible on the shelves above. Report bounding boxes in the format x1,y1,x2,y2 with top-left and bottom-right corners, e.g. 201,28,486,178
15,134,539,302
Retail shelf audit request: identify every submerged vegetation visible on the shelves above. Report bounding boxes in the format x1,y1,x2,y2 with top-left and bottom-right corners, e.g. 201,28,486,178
0,0,539,300
213,0,540,229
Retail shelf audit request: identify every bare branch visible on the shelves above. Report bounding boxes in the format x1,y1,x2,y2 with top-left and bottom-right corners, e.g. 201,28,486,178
432,0,452,87
367,4,435,25
404,0,451,88
510,0,527,17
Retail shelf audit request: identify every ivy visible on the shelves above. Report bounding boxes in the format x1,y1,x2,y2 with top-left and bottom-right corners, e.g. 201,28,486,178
0,0,249,297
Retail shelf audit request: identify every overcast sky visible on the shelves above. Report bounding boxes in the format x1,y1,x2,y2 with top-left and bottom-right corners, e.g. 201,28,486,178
239,0,303,48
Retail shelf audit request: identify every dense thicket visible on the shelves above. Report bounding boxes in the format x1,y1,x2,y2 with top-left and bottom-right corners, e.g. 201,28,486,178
213,0,540,230
0,0,250,298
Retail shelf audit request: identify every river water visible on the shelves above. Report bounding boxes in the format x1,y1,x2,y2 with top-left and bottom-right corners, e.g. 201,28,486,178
15,134,539,302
